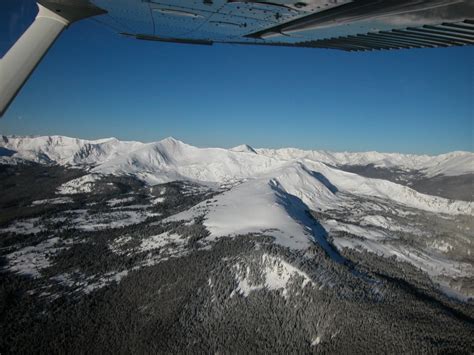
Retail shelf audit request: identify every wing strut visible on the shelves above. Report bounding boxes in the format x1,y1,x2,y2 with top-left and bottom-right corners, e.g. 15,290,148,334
0,1,105,117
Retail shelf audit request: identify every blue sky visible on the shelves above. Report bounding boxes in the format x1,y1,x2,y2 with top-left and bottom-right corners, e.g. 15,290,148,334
0,0,472,154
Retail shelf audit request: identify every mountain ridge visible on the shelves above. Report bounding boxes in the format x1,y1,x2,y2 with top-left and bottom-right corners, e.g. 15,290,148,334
1,135,473,300
1,135,472,177
1,135,472,214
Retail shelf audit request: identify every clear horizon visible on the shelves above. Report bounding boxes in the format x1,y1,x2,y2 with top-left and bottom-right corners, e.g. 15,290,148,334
1,0,473,155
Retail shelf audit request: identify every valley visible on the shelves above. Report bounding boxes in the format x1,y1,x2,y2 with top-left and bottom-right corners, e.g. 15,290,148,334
0,135,473,353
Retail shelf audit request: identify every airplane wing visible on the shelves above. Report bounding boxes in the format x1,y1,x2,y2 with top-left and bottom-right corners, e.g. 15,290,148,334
96,0,474,51
1,0,473,117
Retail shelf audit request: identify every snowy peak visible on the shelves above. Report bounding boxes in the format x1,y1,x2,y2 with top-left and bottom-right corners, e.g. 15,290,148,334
1,135,472,215
157,136,187,147
2,134,472,306
231,144,257,154
0,135,91,164
0,135,145,166
2,135,471,178
167,163,330,250
154,137,196,157
94,137,285,184
256,147,473,177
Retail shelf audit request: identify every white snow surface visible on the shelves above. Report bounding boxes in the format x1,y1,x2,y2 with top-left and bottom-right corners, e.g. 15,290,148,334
2,135,472,298
333,236,473,282
233,254,314,298
0,218,45,235
230,144,257,154
1,135,473,235
0,135,142,166
5,237,63,277
107,196,135,206
2,135,472,178
1,135,470,216
300,160,472,215
256,147,474,177
166,162,344,250
1,136,471,215
91,137,286,184
57,174,103,194
31,197,73,206
2,137,472,238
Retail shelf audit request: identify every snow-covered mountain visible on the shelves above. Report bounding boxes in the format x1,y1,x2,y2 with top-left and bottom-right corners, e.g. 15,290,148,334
92,137,286,184
230,144,257,154
1,135,472,215
1,135,473,300
2,135,472,177
0,135,143,166
256,147,474,177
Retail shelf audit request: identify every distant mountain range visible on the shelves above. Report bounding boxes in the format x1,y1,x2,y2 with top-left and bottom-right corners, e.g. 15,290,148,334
1,135,472,211
1,135,472,176
1,135,473,304
0,136,474,177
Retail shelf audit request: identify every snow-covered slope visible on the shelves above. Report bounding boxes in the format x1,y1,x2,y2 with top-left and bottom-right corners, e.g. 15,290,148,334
1,135,472,216
2,135,472,299
300,160,471,215
3,135,472,177
168,161,470,251
230,144,257,154
92,137,286,184
166,162,347,260
256,147,474,177
0,135,143,166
